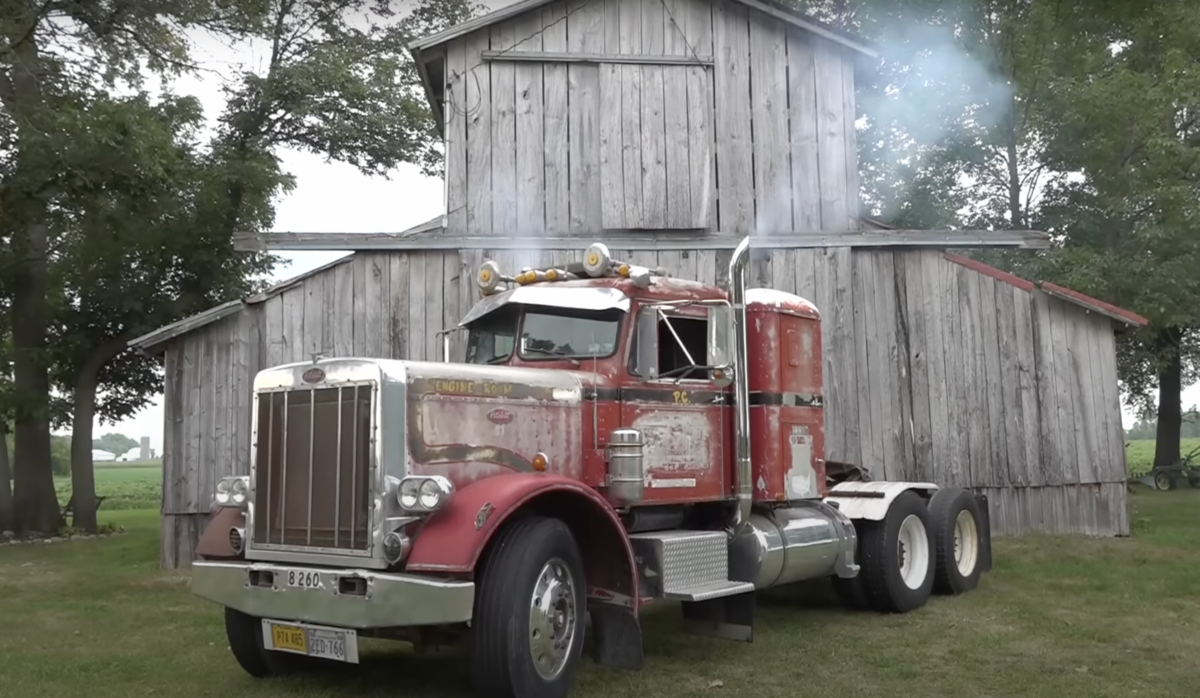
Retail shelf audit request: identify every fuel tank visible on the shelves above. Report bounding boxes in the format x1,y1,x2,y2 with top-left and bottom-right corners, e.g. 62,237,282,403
398,360,587,488
736,501,858,589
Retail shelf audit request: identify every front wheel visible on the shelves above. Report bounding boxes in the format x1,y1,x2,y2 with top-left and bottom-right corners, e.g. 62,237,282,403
470,515,586,698
224,607,305,678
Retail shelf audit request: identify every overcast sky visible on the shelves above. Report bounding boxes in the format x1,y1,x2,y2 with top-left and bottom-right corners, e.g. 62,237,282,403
82,3,1199,452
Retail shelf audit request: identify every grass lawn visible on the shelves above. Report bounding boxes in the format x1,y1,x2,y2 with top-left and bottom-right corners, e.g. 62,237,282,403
1,488,1198,698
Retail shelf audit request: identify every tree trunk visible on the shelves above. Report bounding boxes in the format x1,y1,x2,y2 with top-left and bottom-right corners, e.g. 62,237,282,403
1154,327,1183,469
0,421,14,533
69,371,100,533
10,224,62,535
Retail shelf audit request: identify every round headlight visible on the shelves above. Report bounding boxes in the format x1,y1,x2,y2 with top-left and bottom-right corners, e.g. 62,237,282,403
230,478,249,505
419,478,445,510
398,478,420,510
215,479,233,505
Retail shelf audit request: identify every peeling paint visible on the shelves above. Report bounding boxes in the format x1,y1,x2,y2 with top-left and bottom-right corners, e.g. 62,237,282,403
631,411,713,475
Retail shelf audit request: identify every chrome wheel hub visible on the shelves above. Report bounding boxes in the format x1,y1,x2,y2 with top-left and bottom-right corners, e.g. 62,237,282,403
528,558,577,681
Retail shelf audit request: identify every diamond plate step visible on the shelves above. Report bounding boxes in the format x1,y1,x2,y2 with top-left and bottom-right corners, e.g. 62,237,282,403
629,530,751,601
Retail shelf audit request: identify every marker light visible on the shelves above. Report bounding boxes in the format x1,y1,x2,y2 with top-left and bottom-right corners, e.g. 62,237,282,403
532,452,549,472
477,260,502,294
583,242,611,277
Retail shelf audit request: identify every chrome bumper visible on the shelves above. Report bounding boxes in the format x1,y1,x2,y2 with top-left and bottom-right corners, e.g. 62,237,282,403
190,560,475,629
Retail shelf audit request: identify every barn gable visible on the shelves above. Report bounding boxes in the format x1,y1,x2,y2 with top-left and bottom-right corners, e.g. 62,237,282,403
407,0,873,238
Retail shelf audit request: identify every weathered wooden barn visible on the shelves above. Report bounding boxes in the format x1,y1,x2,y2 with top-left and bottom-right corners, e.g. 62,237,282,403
129,0,1149,568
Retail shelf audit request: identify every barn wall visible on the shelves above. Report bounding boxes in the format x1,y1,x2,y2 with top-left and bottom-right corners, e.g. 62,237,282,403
441,0,859,237
158,244,1131,567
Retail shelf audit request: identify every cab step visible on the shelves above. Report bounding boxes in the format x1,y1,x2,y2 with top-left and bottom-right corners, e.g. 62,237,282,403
627,530,754,601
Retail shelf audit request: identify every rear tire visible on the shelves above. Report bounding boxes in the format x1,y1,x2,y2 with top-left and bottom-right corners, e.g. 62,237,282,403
224,607,302,678
469,515,586,698
927,488,984,595
856,491,935,614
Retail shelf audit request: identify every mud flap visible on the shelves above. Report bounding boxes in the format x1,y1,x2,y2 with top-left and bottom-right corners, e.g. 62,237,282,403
974,493,994,573
589,603,644,670
680,592,756,642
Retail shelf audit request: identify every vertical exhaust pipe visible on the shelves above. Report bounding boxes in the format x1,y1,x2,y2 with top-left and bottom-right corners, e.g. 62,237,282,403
728,236,753,534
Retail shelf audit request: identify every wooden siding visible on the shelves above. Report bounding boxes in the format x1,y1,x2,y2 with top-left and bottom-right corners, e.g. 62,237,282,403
441,0,858,237
158,246,1130,568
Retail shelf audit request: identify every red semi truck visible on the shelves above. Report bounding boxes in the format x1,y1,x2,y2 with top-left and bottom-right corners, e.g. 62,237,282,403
191,235,992,698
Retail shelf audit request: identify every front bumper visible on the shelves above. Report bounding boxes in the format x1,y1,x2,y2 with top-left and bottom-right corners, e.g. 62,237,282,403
190,560,476,629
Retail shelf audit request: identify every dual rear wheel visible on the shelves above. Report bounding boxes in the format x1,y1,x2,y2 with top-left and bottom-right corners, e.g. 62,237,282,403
834,487,984,613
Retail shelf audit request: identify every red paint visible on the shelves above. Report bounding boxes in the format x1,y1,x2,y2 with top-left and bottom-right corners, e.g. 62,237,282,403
1039,281,1149,326
745,295,827,500
195,506,246,560
942,252,1036,291
405,472,639,607
486,407,515,425
942,252,1147,326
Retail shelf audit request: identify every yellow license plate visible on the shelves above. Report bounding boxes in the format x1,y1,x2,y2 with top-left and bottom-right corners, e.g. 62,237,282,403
270,624,307,653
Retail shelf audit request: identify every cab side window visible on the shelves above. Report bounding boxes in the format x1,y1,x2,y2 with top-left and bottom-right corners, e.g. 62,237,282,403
629,309,711,380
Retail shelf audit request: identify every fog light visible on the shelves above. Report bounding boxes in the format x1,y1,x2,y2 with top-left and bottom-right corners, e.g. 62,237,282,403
382,531,411,565
229,527,245,554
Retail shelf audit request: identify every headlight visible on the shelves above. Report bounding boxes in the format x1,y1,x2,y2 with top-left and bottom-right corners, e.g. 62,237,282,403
398,478,421,510
215,476,250,508
397,475,455,513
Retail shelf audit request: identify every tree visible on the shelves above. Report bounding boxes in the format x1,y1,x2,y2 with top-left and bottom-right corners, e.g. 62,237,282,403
93,433,139,457
43,0,482,532
0,0,265,534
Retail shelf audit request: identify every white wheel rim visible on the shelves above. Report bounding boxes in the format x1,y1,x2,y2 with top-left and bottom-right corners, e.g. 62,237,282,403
528,558,578,681
897,514,930,590
953,509,979,577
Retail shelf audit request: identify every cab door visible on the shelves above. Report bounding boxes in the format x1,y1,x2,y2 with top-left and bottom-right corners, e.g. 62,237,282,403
620,304,729,503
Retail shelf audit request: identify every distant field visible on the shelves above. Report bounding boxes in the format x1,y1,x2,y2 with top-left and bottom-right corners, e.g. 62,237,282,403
55,465,161,511
1125,438,1200,477
94,459,161,469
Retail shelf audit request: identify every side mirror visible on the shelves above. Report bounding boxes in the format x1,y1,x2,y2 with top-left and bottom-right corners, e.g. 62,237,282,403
707,304,732,369
633,307,659,379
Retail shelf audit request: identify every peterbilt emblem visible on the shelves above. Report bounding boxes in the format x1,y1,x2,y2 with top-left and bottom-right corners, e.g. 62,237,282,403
301,367,326,384
486,408,514,425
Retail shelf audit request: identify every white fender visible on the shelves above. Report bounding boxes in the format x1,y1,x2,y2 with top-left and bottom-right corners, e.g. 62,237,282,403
823,481,939,521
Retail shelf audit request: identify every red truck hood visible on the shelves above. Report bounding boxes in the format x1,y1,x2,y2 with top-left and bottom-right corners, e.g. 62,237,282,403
400,360,605,489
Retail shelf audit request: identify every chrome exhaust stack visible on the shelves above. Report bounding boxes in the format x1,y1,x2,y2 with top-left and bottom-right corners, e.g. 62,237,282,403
728,236,753,534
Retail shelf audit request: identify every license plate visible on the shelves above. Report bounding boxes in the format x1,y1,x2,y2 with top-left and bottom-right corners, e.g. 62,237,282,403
283,569,324,590
261,620,359,664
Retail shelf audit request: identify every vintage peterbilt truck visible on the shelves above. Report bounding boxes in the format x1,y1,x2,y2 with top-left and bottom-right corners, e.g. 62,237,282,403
191,235,992,698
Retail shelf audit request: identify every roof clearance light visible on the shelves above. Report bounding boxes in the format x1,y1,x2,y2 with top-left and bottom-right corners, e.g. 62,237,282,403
583,242,611,277
545,269,560,281
477,260,502,295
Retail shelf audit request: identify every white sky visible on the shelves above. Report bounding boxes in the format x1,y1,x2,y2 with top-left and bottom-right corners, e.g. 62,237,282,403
75,2,1200,450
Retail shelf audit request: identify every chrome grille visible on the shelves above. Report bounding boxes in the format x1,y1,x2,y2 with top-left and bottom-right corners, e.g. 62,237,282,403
252,384,373,552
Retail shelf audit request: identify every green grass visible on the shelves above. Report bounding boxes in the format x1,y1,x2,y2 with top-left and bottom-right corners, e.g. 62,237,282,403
1125,438,1200,477
54,465,162,511
2,490,1199,697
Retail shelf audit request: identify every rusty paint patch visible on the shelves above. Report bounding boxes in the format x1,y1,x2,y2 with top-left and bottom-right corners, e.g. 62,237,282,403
474,502,494,530
486,407,515,425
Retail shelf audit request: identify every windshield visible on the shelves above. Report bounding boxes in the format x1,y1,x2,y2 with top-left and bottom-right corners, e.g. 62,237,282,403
519,309,622,361
464,305,518,364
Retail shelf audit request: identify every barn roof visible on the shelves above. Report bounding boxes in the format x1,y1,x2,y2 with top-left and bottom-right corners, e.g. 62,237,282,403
408,0,878,139
942,253,1148,330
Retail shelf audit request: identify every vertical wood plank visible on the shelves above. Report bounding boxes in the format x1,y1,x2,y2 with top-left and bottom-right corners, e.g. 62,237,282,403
389,253,410,359
979,274,1007,487
364,255,387,357
425,252,445,362
542,5,569,234
442,252,461,361
1048,297,1079,485
712,0,754,233
1012,286,1042,486
787,32,820,232
1071,308,1099,483
902,253,933,481
961,269,989,487
407,252,427,361
1095,321,1126,482
684,0,714,230
748,14,791,233
333,261,355,357
994,280,1025,486
464,32,491,236
813,40,847,230
663,0,692,228
567,0,603,234
941,261,970,487
1030,292,1059,485
263,295,284,369
512,12,545,236
842,50,859,223
852,251,882,478
921,254,951,485
640,0,666,228
445,39,468,235
490,22,517,236
598,62,625,229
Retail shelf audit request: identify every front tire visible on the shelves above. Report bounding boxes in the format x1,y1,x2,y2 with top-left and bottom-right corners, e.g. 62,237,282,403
856,490,935,614
224,607,302,678
470,515,586,698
